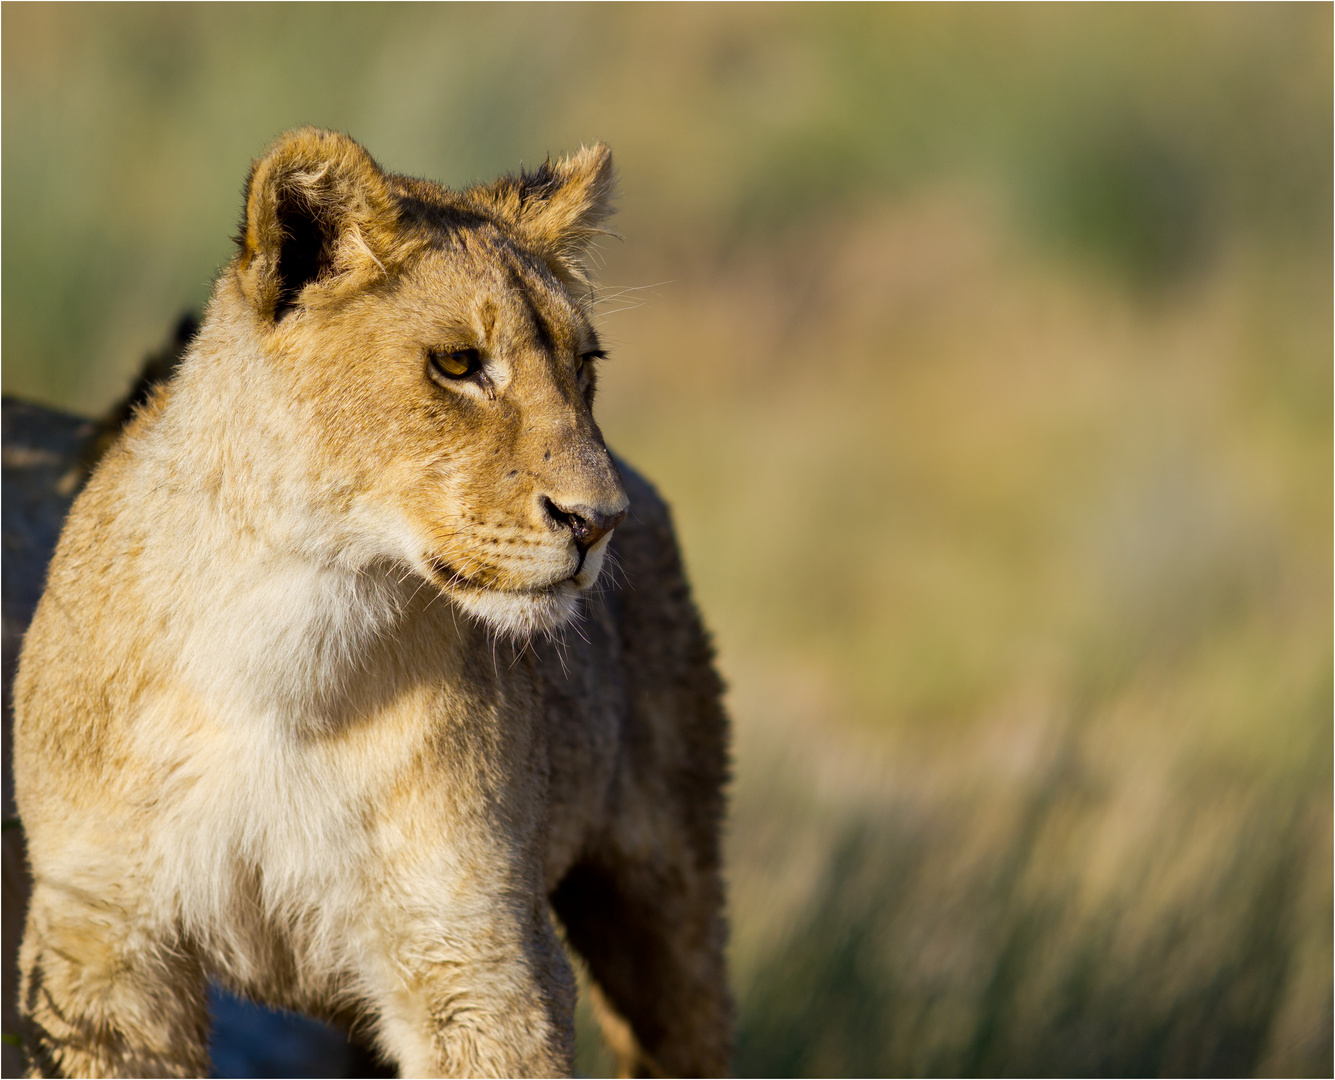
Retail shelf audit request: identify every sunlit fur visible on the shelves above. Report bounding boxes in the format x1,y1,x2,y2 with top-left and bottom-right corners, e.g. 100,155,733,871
13,129,730,1078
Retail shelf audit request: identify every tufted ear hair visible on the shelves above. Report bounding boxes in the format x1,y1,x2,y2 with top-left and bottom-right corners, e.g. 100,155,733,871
236,128,402,321
470,143,617,291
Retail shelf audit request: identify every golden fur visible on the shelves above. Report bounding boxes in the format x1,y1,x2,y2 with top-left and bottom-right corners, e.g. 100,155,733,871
13,129,730,1078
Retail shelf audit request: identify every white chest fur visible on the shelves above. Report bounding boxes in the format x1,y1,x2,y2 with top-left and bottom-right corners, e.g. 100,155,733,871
128,539,446,981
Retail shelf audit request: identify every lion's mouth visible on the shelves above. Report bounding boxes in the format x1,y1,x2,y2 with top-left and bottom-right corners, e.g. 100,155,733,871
429,558,571,596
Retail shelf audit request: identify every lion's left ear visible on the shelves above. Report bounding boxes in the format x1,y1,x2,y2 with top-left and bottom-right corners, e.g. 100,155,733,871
472,143,616,290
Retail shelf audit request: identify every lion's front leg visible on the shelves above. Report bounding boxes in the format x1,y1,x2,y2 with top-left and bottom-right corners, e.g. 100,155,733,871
367,895,577,1079
19,883,210,1079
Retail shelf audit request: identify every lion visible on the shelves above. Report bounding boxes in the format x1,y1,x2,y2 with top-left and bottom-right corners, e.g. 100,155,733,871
12,128,731,1078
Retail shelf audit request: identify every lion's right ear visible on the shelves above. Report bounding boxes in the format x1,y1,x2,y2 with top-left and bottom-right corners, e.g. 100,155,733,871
236,128,400,321
470,143,617,292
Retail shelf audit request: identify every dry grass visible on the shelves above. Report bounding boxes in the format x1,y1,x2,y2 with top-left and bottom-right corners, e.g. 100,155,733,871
592,194,1331,1076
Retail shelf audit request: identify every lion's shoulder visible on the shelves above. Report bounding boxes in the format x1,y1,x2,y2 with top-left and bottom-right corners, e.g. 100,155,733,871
612,455,673,542
606,454,690,597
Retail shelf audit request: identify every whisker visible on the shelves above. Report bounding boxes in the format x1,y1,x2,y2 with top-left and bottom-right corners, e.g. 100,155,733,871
552,630,571,678
568,614,592,646
507,635,533,671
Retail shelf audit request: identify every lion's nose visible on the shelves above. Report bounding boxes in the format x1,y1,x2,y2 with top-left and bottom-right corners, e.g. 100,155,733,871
541,497,626,555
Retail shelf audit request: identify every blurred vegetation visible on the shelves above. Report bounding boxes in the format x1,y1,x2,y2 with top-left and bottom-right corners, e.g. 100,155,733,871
3,4,1330,1077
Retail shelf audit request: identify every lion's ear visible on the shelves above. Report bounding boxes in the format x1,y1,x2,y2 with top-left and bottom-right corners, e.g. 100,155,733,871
474,143,617,290
236,128,399,321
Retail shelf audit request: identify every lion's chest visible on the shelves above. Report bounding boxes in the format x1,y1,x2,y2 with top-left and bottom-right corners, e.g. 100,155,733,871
153,634,626,981
142,686,441,975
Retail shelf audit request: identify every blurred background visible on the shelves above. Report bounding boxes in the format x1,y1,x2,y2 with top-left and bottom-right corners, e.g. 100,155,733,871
3,4,1330,1076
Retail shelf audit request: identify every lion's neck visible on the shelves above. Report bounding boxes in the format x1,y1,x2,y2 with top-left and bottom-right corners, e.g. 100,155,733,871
172,546,421,731
128,323,444,732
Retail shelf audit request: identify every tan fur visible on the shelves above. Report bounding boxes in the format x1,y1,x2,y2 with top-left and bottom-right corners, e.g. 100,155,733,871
13,129,730,1078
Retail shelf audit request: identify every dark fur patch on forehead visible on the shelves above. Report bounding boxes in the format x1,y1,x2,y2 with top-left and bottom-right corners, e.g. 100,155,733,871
389,177,489,240
525,294,558,355
383,148,613,295
498,256,583,357
388,178,583,298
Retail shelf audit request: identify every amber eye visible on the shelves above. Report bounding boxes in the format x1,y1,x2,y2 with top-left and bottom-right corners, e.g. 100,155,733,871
429,348,482,381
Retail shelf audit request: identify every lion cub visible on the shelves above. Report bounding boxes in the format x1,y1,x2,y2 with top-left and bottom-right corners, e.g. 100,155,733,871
14,129,730,1078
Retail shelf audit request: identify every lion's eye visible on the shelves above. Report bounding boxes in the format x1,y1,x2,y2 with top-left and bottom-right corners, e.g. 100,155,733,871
429,348,482,381
579,349,606,371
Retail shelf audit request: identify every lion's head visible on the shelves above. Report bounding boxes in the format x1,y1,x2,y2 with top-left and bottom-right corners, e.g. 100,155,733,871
216,128,628,636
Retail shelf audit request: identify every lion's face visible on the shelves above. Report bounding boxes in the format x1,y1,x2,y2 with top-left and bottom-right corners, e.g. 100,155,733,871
231,129,628,636
335,234,627,636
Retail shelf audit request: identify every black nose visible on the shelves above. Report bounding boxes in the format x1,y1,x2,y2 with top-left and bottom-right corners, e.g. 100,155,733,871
542,497,626,554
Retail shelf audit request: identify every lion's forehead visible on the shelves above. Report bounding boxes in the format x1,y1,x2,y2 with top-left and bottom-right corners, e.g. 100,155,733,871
397,238,591,357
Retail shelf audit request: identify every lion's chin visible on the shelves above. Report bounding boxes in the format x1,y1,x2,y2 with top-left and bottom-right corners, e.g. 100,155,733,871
427,533,612,638
450,580,581,637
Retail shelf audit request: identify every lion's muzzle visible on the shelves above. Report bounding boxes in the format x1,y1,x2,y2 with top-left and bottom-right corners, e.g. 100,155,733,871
541,497,627,560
